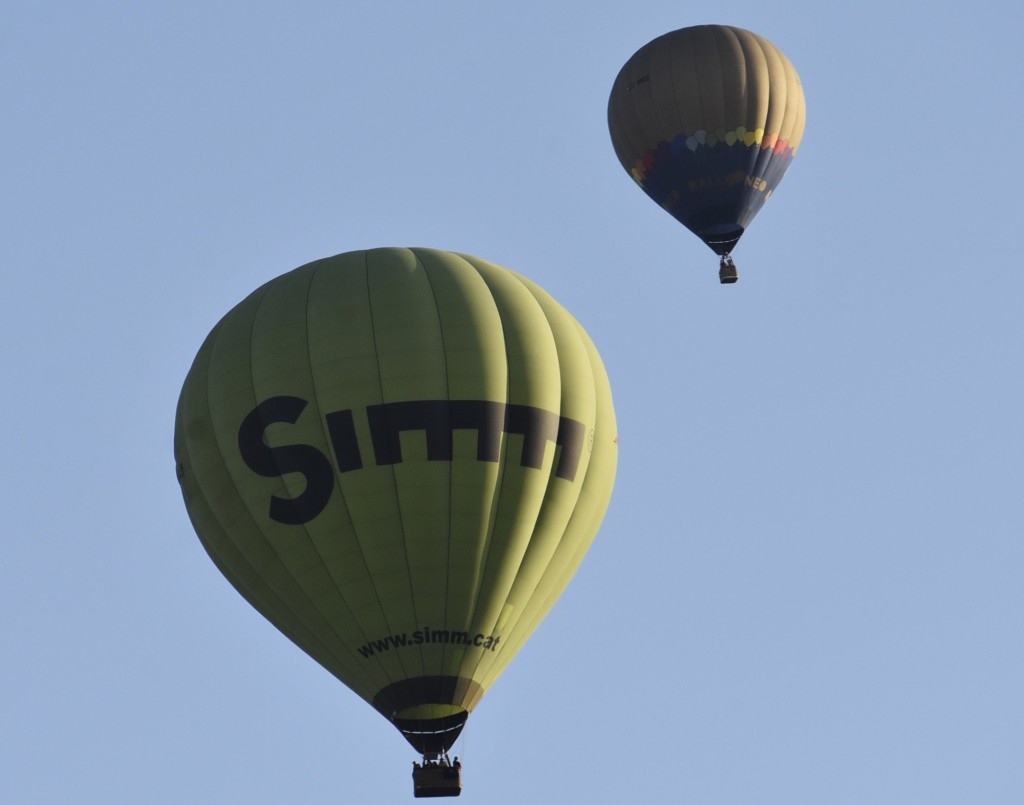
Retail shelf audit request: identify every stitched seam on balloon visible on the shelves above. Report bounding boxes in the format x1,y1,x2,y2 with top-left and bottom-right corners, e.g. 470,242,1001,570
477,313,607,691
692,27,721,205
735,28,765,182
303,256,397,696
365,249,421,688
477,285,593,681
464,269,556,687
456,255,514,690
200,275,366,693
292,262,380,688
416,248,455,704
631,43,660,189
257,265,384,692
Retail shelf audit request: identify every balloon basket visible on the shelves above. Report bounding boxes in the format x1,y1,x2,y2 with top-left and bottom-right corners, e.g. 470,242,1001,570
413,756,463,798
719,256,738,284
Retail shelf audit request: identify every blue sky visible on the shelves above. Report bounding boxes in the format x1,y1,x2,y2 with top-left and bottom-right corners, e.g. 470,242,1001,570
4,2,1023,803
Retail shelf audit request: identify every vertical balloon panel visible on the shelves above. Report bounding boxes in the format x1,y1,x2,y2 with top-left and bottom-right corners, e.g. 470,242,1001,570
478,274,616,690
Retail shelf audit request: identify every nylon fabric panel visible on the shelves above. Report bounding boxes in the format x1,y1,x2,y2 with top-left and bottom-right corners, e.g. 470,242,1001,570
445,260,576,687
219,264,405,698
479,315,617,690
180,261,404,702
748,36,789,187
691,26,730,136
731,28,771,180
176,316,347,674
241,264,408,697
459,264,600,688
448,258,563,686
363,249,449,687
176,281,385,700
757,33,791,151
645,36,685,152
606,34,659,181
413,251,509,683
304,252,424,696
363,248,498,689
734,29,770,135
779,56,805,153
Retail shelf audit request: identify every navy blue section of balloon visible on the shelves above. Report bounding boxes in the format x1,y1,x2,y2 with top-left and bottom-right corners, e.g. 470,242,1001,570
639,140,794,253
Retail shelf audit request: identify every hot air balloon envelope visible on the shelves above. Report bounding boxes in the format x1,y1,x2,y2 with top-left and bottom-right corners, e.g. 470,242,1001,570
608,25,806,276
174,247,617,760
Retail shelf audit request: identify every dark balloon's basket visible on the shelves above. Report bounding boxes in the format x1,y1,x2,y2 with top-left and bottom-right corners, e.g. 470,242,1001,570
413,763,462,798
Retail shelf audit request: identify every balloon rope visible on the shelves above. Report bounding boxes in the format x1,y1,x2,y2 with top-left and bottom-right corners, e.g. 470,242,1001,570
455,721,469,766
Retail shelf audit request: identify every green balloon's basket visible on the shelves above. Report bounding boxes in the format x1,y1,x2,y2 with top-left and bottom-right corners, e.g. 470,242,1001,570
413,758,462,798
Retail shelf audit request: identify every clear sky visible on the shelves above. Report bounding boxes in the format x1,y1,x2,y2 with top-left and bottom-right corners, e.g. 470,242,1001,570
4,2,1023,803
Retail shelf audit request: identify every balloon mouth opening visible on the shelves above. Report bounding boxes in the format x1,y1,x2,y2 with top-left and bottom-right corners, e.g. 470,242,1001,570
696,223,744,256
372,675,484,754
393,710,469,755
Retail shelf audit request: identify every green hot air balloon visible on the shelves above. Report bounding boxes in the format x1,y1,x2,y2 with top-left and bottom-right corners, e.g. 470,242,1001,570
174,247,617,797
608,24,806,283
